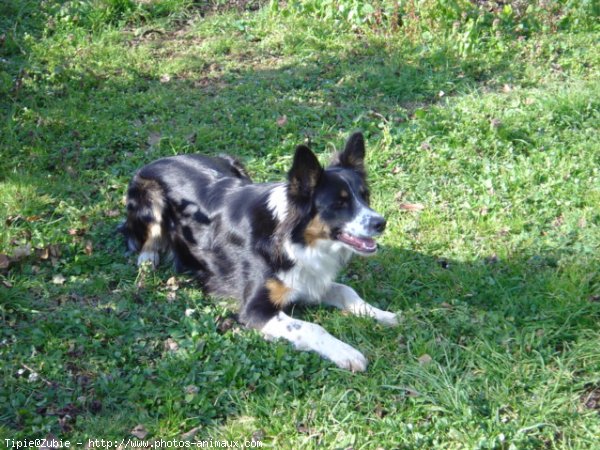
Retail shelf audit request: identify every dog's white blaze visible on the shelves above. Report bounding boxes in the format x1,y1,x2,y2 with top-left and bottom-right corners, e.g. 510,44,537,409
261,311,368,372
278,239,352,303
267,184,288,221
342,204,377,237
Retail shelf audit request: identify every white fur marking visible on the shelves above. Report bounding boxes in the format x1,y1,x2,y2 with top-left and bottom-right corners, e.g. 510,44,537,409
138,223,162,268
138,250,159,268
267,184,288,221
261,312,368,372
343,205,378,238
278,239,352,303
323,283,399,326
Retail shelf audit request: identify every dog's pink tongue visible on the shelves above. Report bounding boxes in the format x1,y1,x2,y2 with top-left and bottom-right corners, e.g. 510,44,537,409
338,232,377,253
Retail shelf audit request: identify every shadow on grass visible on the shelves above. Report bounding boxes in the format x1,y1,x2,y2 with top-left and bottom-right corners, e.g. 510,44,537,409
2,239,598,437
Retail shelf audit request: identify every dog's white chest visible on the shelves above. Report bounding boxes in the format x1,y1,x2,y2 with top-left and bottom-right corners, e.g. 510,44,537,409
277,240,352,303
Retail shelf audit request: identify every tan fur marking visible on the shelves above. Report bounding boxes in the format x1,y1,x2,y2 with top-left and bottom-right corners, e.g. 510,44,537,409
303,215,331,246
266,278,292,308
340,190,349,198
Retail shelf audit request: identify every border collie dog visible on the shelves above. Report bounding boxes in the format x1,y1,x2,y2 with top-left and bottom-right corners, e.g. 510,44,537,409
121,132,397,371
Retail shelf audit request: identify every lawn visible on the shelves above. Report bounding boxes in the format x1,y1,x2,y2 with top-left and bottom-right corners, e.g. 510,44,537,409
1,0,599,448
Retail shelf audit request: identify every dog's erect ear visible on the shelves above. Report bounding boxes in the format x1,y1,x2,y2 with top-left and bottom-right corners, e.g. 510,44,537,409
333,132,366,174
288,145,322,199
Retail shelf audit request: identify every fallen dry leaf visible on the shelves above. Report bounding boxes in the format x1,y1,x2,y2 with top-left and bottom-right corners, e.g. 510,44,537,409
84,240,93,256
184,385,199,395
276,115,288,127
35,247,50,260
418,354,433,365
12,244,32,260
404,387,421,398
104,209,120,218
0,254,10,270
186,132,197,145
68,228,86,236
181,426,201,441
166,276,179,291
147,132,162,149
131,424,148,439
48,244,61,259
164,338,179,352
398,202,425,212
38,433,59,450
52,274,66,285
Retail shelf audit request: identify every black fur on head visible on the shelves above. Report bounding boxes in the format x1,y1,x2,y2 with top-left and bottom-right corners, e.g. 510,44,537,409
287,144,323,201
330,131,366,176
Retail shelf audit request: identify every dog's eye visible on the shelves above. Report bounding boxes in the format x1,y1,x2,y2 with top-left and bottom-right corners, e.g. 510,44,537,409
334,198,348,208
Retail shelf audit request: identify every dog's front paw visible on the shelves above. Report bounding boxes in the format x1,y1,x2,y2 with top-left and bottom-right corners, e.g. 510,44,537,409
137,251,159,268
376,310,399,327
327,341,368,372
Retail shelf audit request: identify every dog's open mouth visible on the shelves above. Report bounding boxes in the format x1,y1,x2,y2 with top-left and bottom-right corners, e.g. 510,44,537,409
337,232,378,254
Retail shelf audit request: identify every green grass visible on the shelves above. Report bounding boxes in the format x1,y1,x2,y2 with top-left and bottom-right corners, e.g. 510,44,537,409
1,0,599,448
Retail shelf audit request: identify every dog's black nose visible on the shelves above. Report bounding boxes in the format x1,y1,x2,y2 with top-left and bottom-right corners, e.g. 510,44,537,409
370,216,386,234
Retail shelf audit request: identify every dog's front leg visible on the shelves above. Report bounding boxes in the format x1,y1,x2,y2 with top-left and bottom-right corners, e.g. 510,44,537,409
322,282,398,326
260,311,368,372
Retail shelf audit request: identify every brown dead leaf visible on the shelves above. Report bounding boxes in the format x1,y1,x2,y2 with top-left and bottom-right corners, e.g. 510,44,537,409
6,215,23,226
418,354,433,365
68,228,86,236
166,276,179,291
104,209,120,218
181,426,201,441
131,424,148,439
184,385,199,395
164,338,179,352
276,115,288,127
35,247,50,260
13,244,32,260
0,254,10,270
84,240,93,256
38,433,59,450
48,244,61,259
404,387,421,397
398,202,425,212
147,132,162,149
580,385,600,414
52,274,66,285
186,132,197,145
374,404,387,418
490,118,502,129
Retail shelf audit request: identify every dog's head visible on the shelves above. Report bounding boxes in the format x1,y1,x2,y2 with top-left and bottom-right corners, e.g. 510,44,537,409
287,132,386,254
